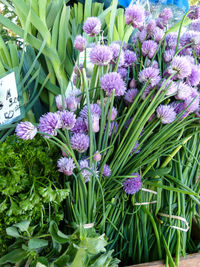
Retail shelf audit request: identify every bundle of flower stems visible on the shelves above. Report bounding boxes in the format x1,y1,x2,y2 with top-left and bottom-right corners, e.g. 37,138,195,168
15,4,200,265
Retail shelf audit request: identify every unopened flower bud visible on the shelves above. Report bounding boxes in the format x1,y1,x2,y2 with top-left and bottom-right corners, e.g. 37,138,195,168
67,96,78,111
93,151,101,162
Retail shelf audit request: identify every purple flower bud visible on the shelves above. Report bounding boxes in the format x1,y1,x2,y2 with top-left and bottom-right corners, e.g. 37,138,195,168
83,17,101,36
139,28,148,43
175,82,193,100
159,8,173,21
57,157,75,176
85,114,100,133
129,78,137,88
15,122,37,140
123,173,142,194
187,65,200,86
74,35,87,52
93,151,102,162
55,95,67,110
152,27,164,42
125,5,145,28
66,96,78,112
107,107,118,121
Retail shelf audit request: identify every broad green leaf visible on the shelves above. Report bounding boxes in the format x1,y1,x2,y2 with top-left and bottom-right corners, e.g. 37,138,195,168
49,221,70,244
28,238,48,250
14,220,30,232
0,249,27,264
80,235,107,255
6,226,20,238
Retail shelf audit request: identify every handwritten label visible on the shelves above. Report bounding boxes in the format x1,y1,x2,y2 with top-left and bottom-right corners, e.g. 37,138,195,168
0,72,21,126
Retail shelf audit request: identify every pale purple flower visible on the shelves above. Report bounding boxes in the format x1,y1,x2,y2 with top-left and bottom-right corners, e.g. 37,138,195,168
71,117,87,134
93,151,101,162
175,82,193,100
38,112,62,137
125,4,145,28
66,96,78,112
103,164,111,177
164,49,175,63
85,114,100,133
159,8,173,21
124,88,139,103
139,29,148,43
156,105,177,124
107,107,118,121
80,104,101,119
57,157,75,176
191,20,200,31
162,79,177,96
124,50,137,66
166,33,178,50
187,65,200,86
139,67,161,86
142,40,158,59
122,173,142,194
16,122,37,140
100,72,126,97
167,56,192,79
70,133,89,153
146,59,159,69
74,35,87,52
142,84,153,100
109,43,124,67
152,27,164,42
55,95,67,110
79,160,98,182
117,67,128,80
90,45,113,66
180,31,200,48
183,89,199,113
83,17,101,36
188,6,200,20
147,20,156,34
59,111,76,130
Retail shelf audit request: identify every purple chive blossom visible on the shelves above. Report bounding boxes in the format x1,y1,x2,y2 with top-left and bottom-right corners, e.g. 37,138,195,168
171,102,185,114
90,45,113,66
107,107,118,121
39,112,62,137
55,95,67,110
139,67,161,86
147,20,156,34
139,28,148,43
175,82,193,100
85,114,100,133
80,104,101,119
100,72,126,97
57,157,75,176
117,67,128,80
142,40,158,59
152,27,164,42
183,90,199,113
125,5,145,28
124,88,139,103
74,35,87,52
180,31,200,48
188,6,200,20
67,88,82,104
70,133,89,153
166,33,178,50
162,79,177,96
164,49,175,63
59,111,76,130
146,59,159,69
187,65,200,86
83,17,101,36
191,20,200,31
167,56,192,80
15,122,37,140
142,84,153,100
159,8,173,21
66,96,78,112
93,151,101,162
103,164,111,177
79,160,98,182
109,43,125,67
71,117,88,134
122,173,142,194
129,78,136,88
156,105,177,124
124,50,137,66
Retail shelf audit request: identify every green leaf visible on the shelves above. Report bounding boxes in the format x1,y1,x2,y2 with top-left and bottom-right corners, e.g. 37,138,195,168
49,221,70,244
6,226,20,238
14,220,30,232
0,249,27,264
28,238,48,250
80,235,107,255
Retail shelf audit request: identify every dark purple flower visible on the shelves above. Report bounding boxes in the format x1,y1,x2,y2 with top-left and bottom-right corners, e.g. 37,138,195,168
59,111,76,130
103,164,111,177
142,40,158,59
164,49,175,63
70,133,89,153
124,50,137,66
122,173,142,194
125,4,145,28
139,67,161,86
188,6,200,20
74,35,87,52
90,45,113,66
171,102,184,114
71,117,88,134
55,95,67,110
100,72,126,97
83,17,101,36
57,157,75,176
175,82,193,100
167,56,192,79
124,88,138,103
39,112,62,137
15,122,37,140
156,105,177,124
117,67,128,79
187,65,200,86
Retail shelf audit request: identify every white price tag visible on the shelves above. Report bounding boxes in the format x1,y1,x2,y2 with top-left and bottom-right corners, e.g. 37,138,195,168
0,71,22,126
